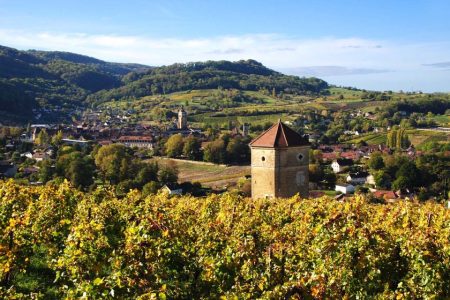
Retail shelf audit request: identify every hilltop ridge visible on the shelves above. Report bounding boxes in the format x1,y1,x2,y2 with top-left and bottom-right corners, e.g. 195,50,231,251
0,44,327,123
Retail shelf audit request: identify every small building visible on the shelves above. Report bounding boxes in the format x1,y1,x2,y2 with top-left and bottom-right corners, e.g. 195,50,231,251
331,158,353,173
22,152,33,159
117,136,154,149
61,138,90,148
346,171,369,185
335,184,355,194
366,174,376,186
32,151,50,162
162,183,183,195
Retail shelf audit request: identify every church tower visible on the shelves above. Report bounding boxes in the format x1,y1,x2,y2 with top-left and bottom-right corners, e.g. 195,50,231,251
249,120,310,199
177,107,187,129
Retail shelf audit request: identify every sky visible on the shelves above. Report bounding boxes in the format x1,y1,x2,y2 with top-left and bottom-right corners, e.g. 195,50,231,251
1,0,450,92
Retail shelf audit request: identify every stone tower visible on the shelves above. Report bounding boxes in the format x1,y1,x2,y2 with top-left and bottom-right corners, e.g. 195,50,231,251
177,107,187,129
249,120,310,199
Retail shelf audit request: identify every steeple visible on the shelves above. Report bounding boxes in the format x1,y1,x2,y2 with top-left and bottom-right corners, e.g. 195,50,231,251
177,106,187,129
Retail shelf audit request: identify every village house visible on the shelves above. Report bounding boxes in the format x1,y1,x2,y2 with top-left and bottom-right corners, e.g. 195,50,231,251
331,158,353,173
61,138,90,148
162,183,183,195
346,171,369,185
32,151,50,162
366,174,376,186
335,184,355,194
117,136,154,149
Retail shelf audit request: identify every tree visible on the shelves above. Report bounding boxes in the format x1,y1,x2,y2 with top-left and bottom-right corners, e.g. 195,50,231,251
388,129,410,150
158,163,178,184
396,128,405,149
56,149,95,189
226,137,249,164
373,170,391,189
311,149,323,163
309,164,324,183
11,151,21,163
386,130,396,148
182,136,201,160
367,152,385,171
392,176,409,191
394,161,419,189
142,181,160,196
203,139,226,163
65,157,94,189
38,159,54,183
94,144,133,183
134,162,159,188
165,134,184,158
35,129,49,146
51,130,64,146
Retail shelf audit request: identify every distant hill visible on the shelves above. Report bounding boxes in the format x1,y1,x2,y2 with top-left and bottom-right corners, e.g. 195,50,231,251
0,45,152,122
27,49,150,75
0,45,328,123
88,59,328,106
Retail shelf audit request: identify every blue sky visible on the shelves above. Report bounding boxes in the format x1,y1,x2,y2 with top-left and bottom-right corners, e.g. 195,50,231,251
1,0,450,91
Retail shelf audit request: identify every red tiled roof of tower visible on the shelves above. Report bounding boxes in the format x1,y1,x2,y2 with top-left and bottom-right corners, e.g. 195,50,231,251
249,120,309,148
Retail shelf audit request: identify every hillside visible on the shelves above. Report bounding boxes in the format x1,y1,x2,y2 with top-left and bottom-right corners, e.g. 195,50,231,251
87,59,328,106
0,45,151,122
0,45,328,123
1,180,449,299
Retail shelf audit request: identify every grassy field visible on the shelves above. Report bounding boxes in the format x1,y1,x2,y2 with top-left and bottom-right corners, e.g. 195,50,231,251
150,157,250,190
328,87,364,100
345,132,387,145
345,129,450,146
97,87,450,134
428,114,450,126
407,129,450,145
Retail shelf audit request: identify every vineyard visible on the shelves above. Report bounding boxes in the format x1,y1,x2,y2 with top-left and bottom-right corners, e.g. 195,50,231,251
1,179,449,299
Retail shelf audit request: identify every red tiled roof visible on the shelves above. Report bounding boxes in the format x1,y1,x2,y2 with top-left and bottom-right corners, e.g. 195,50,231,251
340,151,361,160
322,152,337,161
373,190,397,199
249,120,309,148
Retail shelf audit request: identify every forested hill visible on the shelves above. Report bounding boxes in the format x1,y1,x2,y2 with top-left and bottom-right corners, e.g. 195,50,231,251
87,59,328,105
0,44,328,123
0,45,151,121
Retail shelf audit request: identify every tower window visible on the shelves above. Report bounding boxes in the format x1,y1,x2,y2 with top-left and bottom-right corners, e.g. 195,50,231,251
261,156,266,161
297,153,304,161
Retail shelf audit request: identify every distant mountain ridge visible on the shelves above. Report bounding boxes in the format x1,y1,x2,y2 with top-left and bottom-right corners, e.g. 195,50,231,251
0,44,328,123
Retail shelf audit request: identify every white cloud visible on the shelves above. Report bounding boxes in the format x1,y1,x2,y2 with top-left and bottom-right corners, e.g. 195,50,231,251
0,29,449,91
0,29,390,66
